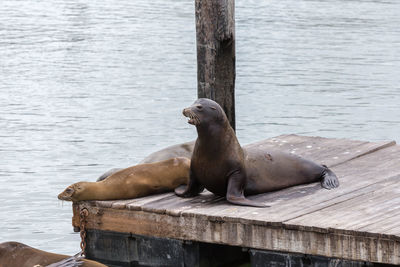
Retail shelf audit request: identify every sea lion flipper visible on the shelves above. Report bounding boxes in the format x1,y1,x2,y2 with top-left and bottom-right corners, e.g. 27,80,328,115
226,169,269,208
174,169,204,197
226,195,269,208
320,166,339,190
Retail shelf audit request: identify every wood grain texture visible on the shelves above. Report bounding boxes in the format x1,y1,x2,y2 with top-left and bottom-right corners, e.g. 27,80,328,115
196,0,236,130
244,134,396,167
71,136,400,264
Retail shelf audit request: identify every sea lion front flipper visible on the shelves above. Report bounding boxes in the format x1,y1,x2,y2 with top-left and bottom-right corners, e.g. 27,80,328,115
226,169,269,208
175,169,204,197
320,165,339,190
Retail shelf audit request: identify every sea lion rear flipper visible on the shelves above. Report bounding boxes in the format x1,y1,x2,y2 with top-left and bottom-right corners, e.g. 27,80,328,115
320,165,339,190
175,169,204,197
226,170,269,208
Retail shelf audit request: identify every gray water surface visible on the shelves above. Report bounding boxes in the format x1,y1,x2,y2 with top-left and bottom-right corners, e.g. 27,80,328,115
1,0,399,255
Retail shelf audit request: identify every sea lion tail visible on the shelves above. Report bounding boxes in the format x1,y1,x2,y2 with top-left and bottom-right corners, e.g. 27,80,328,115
320,165,339,190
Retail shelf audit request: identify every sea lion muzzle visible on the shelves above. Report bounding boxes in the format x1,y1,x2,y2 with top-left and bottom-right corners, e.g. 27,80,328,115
183,107,200,126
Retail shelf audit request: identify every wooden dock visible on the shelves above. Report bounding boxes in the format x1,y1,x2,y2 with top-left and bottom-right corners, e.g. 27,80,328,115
71,135,400,266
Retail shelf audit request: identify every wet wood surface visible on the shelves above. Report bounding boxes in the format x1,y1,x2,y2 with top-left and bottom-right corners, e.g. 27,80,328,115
72,135,400,265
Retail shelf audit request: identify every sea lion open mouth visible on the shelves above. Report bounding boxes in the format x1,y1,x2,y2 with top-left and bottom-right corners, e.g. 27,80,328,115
182,108,200,126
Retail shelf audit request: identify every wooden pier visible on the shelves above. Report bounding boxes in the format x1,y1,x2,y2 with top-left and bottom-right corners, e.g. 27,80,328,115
71,135,400,266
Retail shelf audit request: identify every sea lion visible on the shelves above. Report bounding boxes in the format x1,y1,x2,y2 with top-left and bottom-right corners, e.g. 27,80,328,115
0,242,106,267
96,141,195,182
140,141,195,164
59,157,190,201
175,98,339,207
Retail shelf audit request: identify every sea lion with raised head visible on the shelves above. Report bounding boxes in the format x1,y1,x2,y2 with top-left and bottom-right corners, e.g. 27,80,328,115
175,98,339,207
59,157,190,201
0,242,107,267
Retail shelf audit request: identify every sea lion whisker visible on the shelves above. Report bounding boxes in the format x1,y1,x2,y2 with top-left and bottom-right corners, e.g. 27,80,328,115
193,113,200,125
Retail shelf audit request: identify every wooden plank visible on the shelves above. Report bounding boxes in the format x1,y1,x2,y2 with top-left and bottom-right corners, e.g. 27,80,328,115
91,193,173,210
125,193,173,210
360,210,400,235
244,134,395,167
141,191,224,216
386,225,400,236
286,174,400,231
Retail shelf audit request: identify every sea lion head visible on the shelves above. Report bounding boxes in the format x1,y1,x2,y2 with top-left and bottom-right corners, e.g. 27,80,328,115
182,98,227,129
58,182,88,202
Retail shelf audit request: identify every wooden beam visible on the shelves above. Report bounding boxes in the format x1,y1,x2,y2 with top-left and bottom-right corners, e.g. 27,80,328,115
196,0,236,130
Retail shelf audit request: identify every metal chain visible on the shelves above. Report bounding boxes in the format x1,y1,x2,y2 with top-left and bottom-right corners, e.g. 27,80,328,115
79,207,89,257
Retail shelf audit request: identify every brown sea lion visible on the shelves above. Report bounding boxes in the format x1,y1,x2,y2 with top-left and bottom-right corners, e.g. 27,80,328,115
96,141,195,182
175,98,339,207
140,141,195,164
0,242,107,267
58,157,190,201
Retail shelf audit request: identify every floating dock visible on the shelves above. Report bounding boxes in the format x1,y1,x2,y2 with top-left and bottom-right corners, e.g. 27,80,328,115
71,135,400,266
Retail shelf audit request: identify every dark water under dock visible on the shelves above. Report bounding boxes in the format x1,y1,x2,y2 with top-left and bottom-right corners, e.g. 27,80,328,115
0,0,399,255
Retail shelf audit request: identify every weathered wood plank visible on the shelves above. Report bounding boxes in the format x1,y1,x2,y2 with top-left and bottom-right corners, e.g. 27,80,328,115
244,134,395,167
286,174,400,231
125,192,172,210
360,210,400,235
386,225,400,236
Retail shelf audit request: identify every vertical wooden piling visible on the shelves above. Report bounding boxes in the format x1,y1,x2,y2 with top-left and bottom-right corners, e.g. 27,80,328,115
195,0,236,130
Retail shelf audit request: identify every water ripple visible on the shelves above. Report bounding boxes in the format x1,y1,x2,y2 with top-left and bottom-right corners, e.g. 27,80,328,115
0,0,399,255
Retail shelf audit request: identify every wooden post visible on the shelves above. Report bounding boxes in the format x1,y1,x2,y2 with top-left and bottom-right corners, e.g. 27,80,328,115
195,0,236,131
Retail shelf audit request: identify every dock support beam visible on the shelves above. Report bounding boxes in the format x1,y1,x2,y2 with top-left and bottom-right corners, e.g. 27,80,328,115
83,230,388,267
195,0,236,130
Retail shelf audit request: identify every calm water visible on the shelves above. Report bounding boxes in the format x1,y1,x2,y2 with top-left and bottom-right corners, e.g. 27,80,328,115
1,0,399,255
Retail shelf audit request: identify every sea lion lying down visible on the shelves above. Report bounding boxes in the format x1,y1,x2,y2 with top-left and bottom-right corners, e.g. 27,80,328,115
58,157,190,201
0,242,106,267
95,141,194,182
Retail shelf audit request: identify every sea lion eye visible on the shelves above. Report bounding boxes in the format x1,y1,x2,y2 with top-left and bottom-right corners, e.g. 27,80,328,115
196,105,203,110
66,188,73,194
